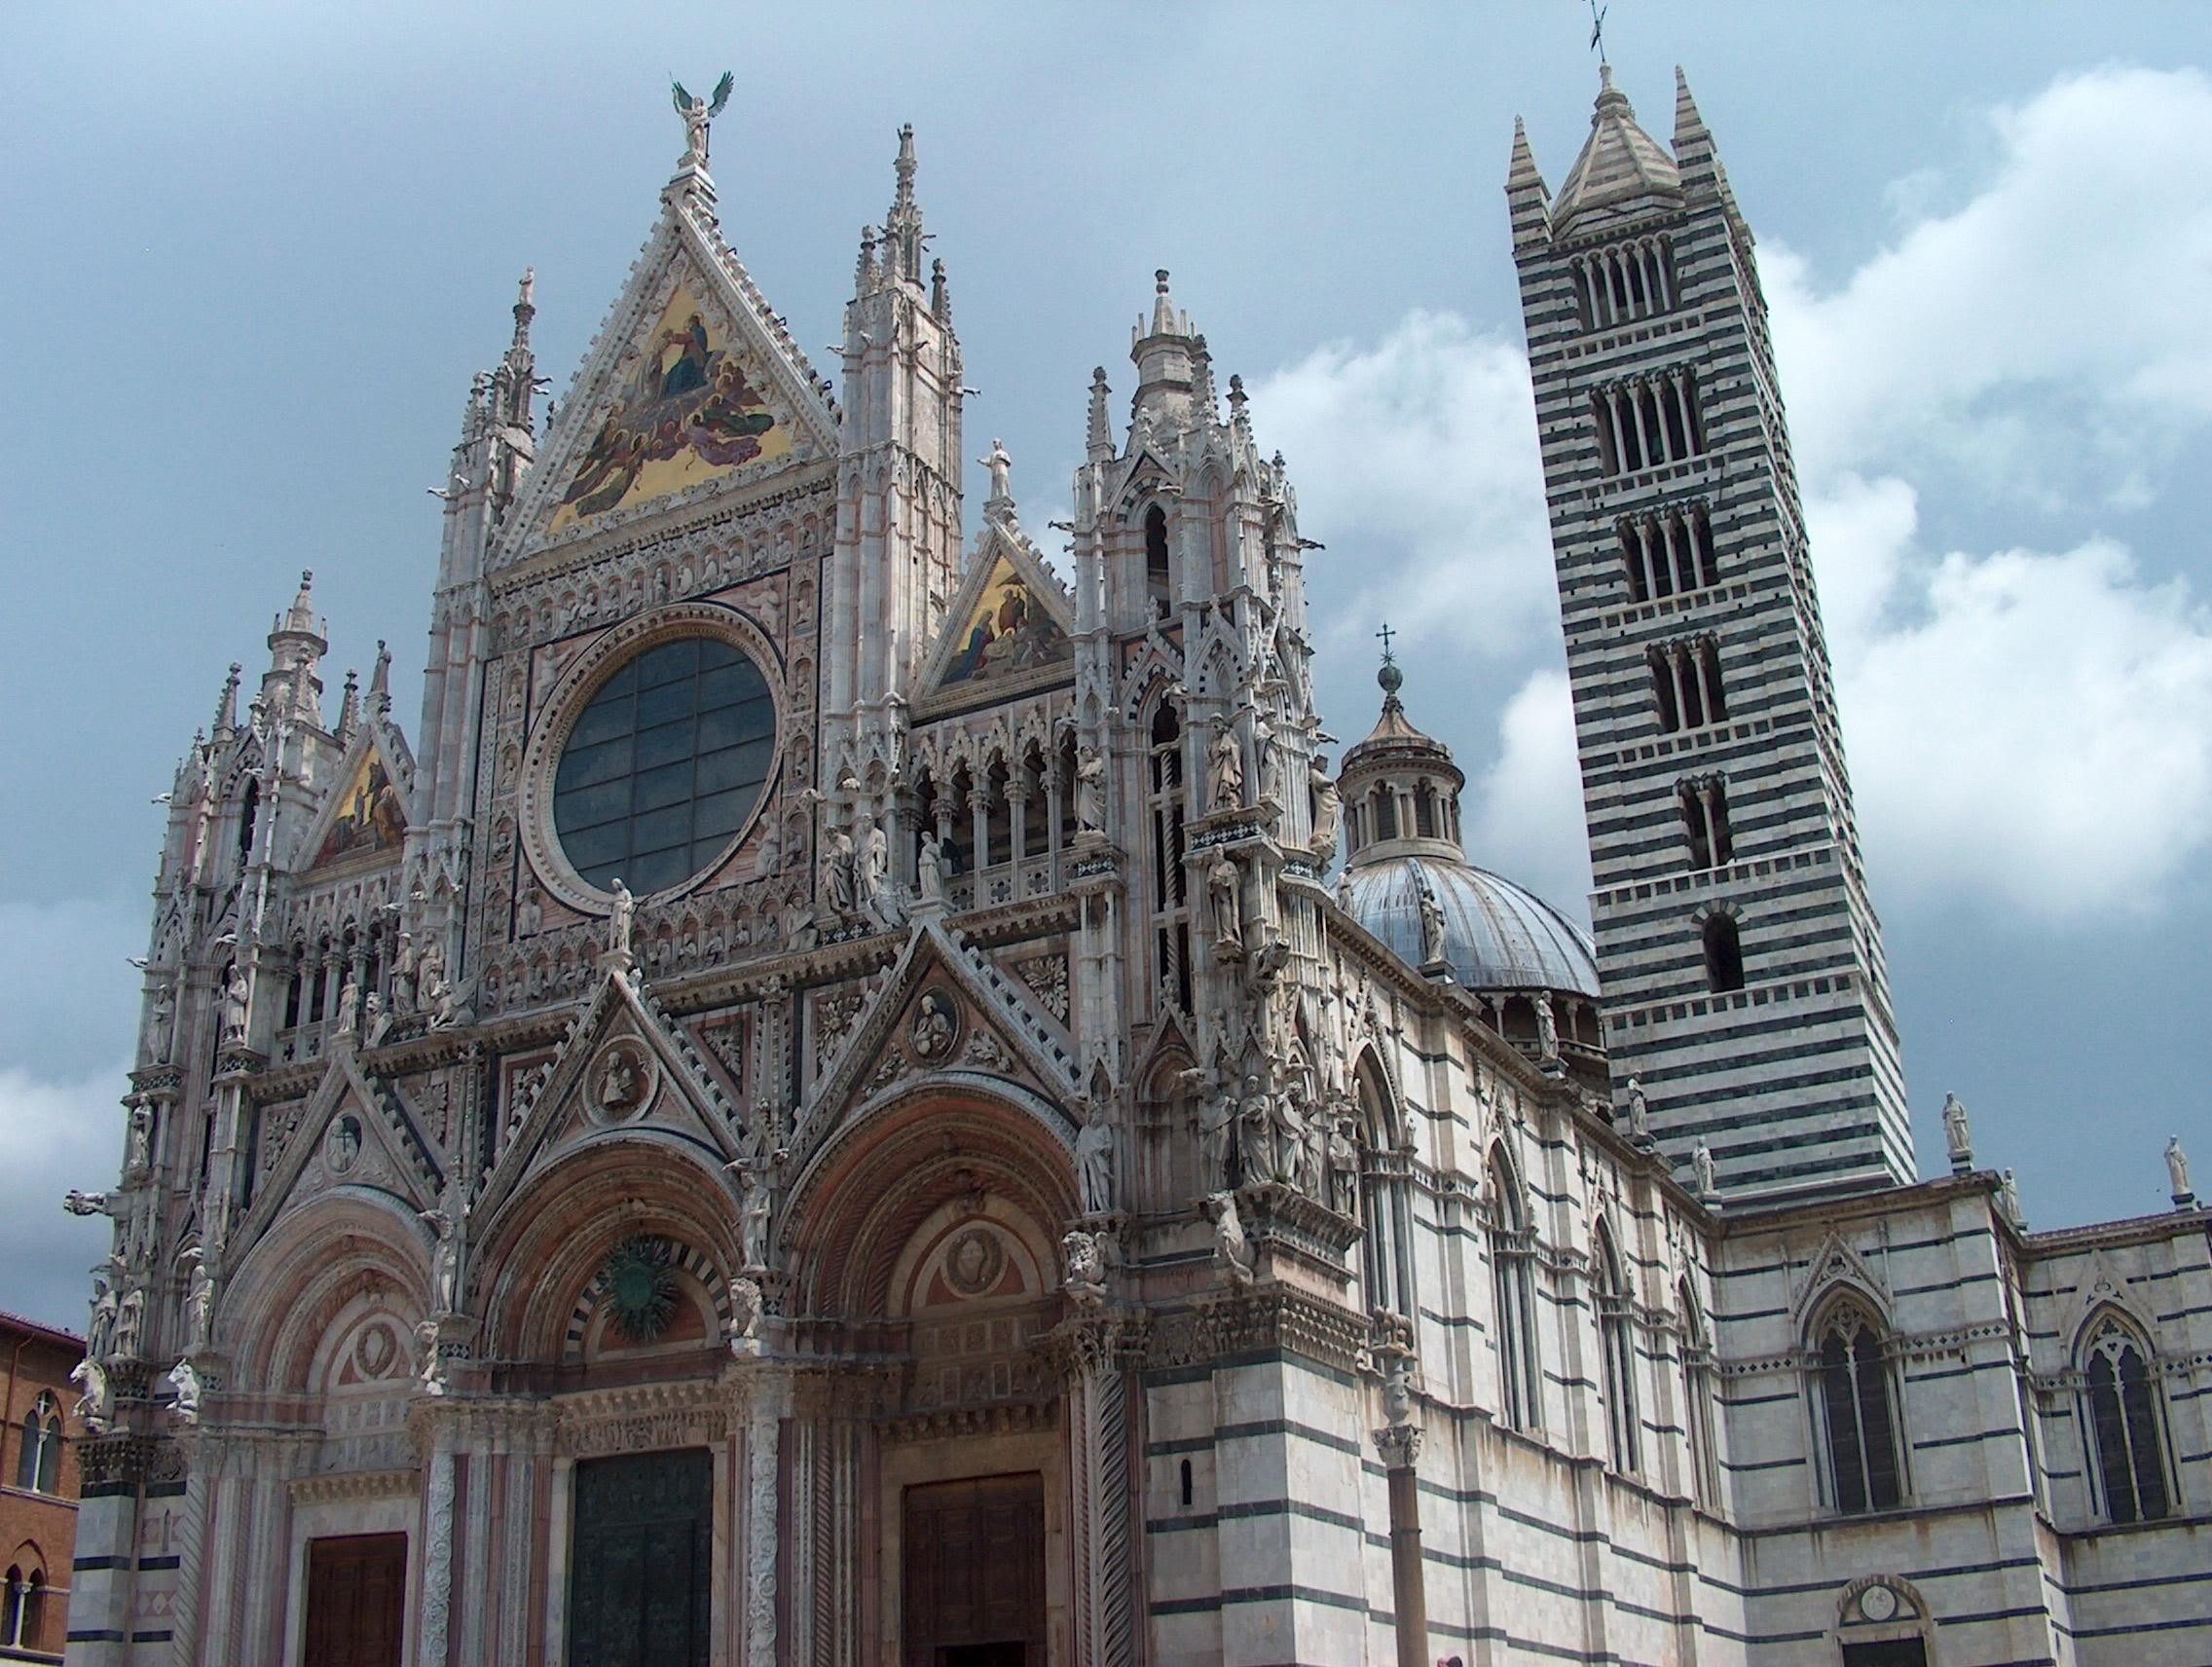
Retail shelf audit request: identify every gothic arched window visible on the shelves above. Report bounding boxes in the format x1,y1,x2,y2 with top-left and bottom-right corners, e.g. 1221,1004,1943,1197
2081,1315,2172,1524
1596,1223,1640,1473
1144,504,1172,617
1678,1278,1719,1507
1356,1059,1414,1320
1812,1302,1903,1514
1146,701,1190,1014
1489,1148,1541,1431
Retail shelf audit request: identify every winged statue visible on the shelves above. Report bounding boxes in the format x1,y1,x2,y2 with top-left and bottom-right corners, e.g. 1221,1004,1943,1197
672,72,735,167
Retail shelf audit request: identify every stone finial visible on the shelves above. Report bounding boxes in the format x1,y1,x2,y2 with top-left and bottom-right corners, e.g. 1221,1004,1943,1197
931,255,953,324
368,640,391,711
337,669,361,742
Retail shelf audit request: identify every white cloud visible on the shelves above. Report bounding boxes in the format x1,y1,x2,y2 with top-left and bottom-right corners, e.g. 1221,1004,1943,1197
1467,668,1591,918
1252,311,1556,657
0,1064,129,1333
1768,65,2212,506
1810,483,2212,917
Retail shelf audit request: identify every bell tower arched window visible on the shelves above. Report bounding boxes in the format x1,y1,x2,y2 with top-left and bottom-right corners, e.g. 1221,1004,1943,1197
2081,1315,2172,1524
1702,912,1745,992
1812,1302,1903,1514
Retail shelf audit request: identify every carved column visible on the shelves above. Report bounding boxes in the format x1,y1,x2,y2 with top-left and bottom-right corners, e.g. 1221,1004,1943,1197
418,1418,459,1667
1373,1424,1428,1667
1053,1315,1145,1667
740,1369,789,1667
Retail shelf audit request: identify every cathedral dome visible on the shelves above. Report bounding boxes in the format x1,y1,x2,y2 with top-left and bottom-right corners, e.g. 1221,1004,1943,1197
1333,646,1600,1001
1340,857,1599,998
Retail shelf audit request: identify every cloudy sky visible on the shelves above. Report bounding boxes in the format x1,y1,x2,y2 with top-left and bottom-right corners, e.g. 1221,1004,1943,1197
4,3,2209,1329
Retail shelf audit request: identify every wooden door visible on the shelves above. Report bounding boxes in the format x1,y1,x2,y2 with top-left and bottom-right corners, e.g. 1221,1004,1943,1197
903,1473,1046,1667
567,1448,714,1667
303,1534,406,1667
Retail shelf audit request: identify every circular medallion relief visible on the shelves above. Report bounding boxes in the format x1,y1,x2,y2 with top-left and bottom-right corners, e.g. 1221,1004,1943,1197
520,607,784,913
910,989,960,1062
353,1321,398,1380
1858,1585,1899,1623
588,1039,656,1125
942,1227,1005,1297
325,1115,363,1174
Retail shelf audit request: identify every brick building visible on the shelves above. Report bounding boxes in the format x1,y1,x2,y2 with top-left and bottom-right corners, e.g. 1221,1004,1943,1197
0,1313,79,1662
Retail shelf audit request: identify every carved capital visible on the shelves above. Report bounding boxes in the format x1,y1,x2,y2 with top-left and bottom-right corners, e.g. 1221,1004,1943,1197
1042,1310,1150,1382
1372,1424,1422,1468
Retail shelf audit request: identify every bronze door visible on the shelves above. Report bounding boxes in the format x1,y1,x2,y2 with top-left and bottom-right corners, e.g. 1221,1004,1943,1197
903,1473,1047,1667
303,1534,406,1667
568,1448,714,1667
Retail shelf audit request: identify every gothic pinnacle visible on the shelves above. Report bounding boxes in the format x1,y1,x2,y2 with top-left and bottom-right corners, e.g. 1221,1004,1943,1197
511,268,535,353
212,662,242,739
1087,367,1112,458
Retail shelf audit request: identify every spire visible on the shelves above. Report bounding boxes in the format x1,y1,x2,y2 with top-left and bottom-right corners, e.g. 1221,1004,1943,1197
211,662,241,741
510,268,535,356
491,268,538,431
1144,268,1190,341
1548,64,1682,236
1087,366,1114,461
337,668,361,742
884,123,925,283
1670,64,1738,210
280,570,318,638
1227,373,1251,444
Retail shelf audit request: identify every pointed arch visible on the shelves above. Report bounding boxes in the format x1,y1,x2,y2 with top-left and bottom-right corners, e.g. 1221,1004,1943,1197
1808,1288,1903,1514
1677,1276,1720,1507
1353,1051,1415,1321
1489,1140,1541,1430
1594,1216,1641,1473
2076,1306,2173,1524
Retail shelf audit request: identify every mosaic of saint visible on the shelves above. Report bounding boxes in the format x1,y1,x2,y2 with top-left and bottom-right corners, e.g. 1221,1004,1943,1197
314,753,404,865
941,561,1068,687
548,284,791,531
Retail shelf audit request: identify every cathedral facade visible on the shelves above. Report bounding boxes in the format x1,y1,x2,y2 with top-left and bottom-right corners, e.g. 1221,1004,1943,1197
63,70,2209,1667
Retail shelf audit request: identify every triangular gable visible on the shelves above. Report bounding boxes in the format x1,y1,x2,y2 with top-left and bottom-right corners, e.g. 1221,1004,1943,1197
791,916,1084,1165
915,513,1075,709
498,193,839,565
298,722,412,872
1790,1231,1892,1330
474,967,749,1225
2052,1247,2157,1353
235,1047,441,1257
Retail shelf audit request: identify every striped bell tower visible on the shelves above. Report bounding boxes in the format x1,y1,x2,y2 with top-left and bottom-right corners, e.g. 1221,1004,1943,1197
1506,66,1913,1202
